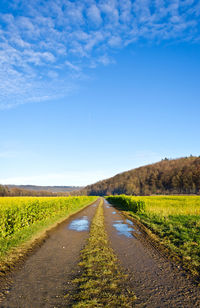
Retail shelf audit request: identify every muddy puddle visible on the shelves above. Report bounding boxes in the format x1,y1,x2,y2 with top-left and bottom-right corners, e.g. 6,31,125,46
68,216,89,231
113,220,135,238
112,218,141,238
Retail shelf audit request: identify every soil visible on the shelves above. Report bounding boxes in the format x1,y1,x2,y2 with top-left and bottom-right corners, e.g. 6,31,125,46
0,200,99,308
103,199,200,307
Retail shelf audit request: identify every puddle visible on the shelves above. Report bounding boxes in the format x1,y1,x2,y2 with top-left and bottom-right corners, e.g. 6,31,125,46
104,200,111,208
68,216,89,231
113,220,135,238
112,211,116,214
126,219,141,234
126,219,134,225
92,203,97,207
104,200,109,204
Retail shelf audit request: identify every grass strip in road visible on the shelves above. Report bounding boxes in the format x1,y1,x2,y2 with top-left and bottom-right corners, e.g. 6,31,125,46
69,199,136,307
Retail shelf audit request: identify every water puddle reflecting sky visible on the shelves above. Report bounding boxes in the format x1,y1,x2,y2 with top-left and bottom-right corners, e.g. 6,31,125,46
113,220,134,238
125,219,141,234
112,211,116,214
68,216,89,231
126,219,134,225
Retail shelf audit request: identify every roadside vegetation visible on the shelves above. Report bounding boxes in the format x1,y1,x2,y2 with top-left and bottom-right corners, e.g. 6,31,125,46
69,199,136,307
0,196,97,272
106,195,145,213
107,195,200,279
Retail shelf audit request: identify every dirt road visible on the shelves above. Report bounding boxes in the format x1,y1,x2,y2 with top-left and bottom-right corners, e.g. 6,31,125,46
0,200,99,308
104,199,200,307
1,198,200,307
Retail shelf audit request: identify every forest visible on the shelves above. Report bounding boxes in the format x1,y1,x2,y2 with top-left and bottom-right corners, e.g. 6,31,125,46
82,156,200,196
0,185,67,197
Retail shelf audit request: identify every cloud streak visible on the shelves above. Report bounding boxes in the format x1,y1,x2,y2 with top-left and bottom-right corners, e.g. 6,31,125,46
0,0,200,108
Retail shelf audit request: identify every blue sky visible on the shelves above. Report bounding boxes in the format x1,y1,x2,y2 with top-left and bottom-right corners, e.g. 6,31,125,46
0,0,200,186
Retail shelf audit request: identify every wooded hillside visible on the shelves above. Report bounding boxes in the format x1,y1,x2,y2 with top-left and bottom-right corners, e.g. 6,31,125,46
82,156,200,196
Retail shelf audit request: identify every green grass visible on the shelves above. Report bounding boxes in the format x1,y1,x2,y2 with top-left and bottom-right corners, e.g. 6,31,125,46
107,195,200,279
0,196,97,270
134,212,200,277
68,198,136,307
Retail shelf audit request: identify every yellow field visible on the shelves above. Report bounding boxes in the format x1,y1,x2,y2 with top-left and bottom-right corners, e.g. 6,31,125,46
0,196,97,258
130,195,200,216
0,196,96,237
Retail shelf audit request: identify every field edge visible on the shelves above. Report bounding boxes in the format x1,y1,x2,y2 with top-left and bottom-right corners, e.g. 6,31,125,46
120,210,200,285
0,197,99,279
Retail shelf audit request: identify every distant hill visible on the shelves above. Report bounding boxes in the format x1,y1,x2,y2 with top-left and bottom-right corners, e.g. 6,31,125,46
82,156,200,196
7,185,83,193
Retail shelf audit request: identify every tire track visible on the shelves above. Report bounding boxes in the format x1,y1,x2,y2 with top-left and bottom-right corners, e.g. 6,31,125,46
104,199,200,307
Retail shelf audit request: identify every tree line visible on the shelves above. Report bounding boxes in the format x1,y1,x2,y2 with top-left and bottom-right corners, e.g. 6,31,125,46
0,185,69,197
81,156,200,196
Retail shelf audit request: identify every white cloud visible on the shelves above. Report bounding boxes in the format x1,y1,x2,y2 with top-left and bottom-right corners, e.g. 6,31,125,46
87,4,102,25
84,31,104,51
47,70,58,79
98,54,114,66
108,35,122,47
65,60,80,71
0,0,199,109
